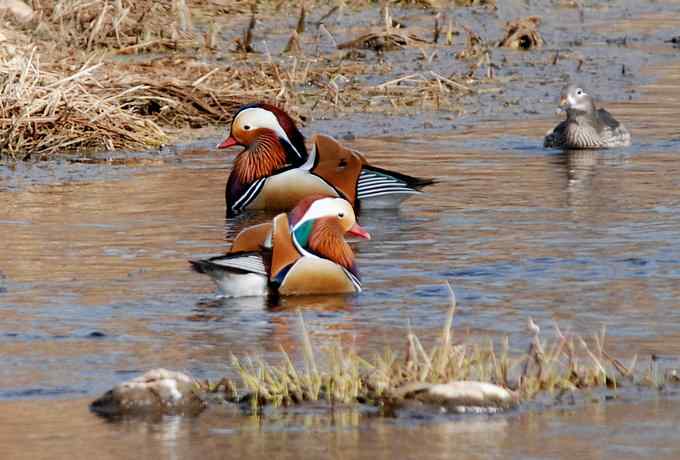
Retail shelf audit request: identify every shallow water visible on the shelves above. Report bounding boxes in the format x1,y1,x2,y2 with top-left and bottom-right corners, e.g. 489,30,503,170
3,395,680,460
3,1,680,458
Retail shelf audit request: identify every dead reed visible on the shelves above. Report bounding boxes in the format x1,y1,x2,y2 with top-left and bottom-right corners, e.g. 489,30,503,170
0,51,167,158
0,1,541,158
204,285,676,411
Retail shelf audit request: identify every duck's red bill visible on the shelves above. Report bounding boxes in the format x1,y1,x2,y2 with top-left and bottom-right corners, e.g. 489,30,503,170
347,223,371,240
217,136,238,149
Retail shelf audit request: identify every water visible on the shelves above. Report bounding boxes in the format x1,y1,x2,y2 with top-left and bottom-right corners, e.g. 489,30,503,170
3,1,680,458
2,396,680,460
7,132,680,396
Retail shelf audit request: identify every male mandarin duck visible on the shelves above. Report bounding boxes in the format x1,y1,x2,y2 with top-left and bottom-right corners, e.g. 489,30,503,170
544,84,631,149
190,196,370,297
218,103,435,217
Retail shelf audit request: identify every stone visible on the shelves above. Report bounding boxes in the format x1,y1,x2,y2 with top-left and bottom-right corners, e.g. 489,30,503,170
90,369,206,417
394,380,518,413
0,0,33,23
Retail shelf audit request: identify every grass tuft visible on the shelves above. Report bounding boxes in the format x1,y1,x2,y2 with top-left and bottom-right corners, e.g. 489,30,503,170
210,284,678,412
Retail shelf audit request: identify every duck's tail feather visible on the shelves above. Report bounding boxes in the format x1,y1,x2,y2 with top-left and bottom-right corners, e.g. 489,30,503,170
190,252,268,276
356,165,436,199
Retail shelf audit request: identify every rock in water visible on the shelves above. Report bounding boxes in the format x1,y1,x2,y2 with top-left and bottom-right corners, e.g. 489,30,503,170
394,381,518,413
90,369,206,417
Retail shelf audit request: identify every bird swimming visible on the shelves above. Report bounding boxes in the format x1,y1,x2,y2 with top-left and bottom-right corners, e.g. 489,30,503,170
190,195,370,297
544,84,631,150
218,103,435,217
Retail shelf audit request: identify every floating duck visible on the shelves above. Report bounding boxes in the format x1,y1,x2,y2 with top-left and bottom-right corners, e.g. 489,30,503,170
544,84,631,149
190,196,370,297
218,103,435,216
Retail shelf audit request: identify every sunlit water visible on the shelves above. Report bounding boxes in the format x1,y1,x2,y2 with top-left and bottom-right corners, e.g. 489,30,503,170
2,394,680,460
3,2,680,458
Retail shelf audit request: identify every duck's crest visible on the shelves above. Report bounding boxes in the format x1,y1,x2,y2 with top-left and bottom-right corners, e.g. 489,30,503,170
288,194,331,228
239,102,308,160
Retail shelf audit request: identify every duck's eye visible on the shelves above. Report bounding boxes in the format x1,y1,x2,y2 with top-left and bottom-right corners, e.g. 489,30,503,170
575,88,583,96
338,213,344,218
243,125,251,130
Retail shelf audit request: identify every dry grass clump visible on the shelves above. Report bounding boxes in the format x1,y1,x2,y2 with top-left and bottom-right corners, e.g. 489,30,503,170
204,287,676,411
498,16,544,50
0,50,264,158
454,0,496,8
337,31,429,52
337,5,431,53
366,71,475,112
32,0,210,52
109,58,258,127
0,51,167,158
0,1,521,158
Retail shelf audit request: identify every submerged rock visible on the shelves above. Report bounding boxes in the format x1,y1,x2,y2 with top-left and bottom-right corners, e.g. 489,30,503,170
90,369,206,417
393,381,518,413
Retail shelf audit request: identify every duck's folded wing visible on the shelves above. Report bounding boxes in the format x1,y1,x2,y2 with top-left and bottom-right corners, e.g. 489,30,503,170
229,222,273,253
596,108,621,130
595,109,631,147
544,120,567,148
308,134,435,202
190,251,268,276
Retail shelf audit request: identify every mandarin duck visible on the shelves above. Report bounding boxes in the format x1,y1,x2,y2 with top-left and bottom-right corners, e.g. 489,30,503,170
218,103,435,217
190,196,370,297
544,84,631,150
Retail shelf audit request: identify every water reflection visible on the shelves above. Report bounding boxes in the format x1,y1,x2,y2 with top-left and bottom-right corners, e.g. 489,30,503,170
4,126,680,397
5,396,680,460
561,149,631,212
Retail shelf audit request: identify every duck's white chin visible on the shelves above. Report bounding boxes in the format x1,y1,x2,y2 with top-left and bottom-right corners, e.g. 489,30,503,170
212,272,269,298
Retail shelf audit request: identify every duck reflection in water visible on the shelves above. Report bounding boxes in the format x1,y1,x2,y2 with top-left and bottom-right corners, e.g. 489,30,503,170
188,293,360,360
558,149,629,212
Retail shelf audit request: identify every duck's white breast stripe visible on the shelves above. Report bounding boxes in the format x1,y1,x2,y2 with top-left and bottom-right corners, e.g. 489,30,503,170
343,268,362,292
233,178,266,212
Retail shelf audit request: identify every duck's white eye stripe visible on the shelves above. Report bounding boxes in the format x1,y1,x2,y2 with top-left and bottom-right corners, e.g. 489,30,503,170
293,198,353,229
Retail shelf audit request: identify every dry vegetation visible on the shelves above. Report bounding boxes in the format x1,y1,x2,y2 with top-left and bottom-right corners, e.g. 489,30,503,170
0,0,544,158
202,288,678,412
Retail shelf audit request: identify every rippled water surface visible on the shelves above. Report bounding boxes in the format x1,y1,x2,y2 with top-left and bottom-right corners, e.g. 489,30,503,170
3,395,680,460
3,2,680,458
